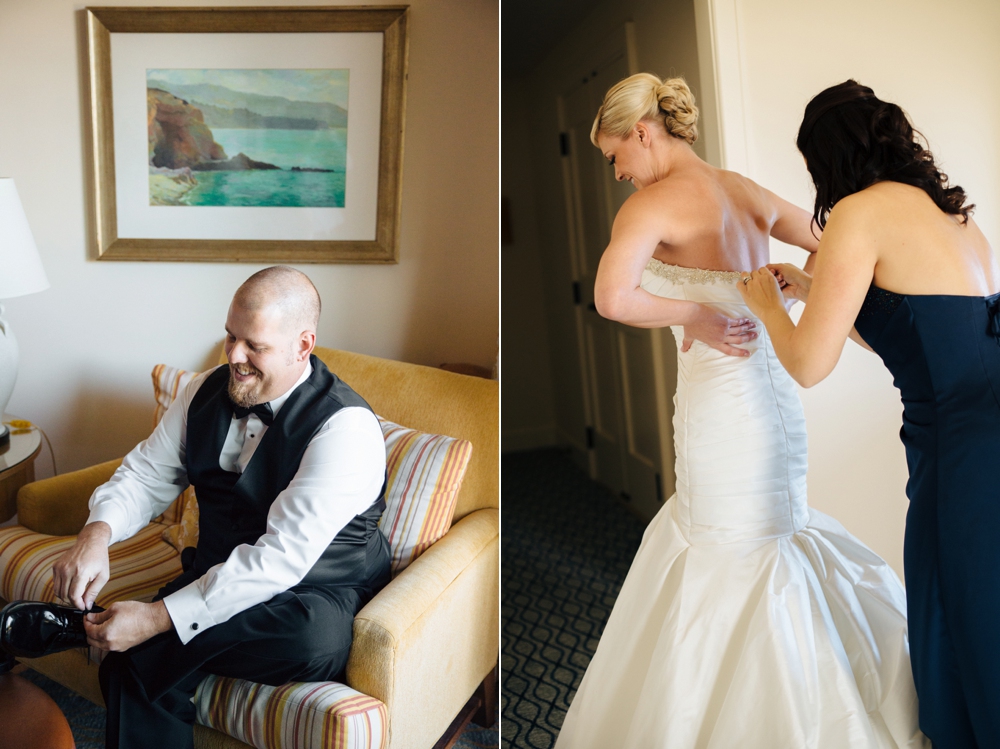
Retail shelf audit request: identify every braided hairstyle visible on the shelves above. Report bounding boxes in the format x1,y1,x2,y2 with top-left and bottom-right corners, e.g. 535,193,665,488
590,73,699,146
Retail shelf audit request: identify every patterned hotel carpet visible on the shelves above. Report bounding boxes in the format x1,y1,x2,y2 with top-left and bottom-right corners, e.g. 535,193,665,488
501,449,647,749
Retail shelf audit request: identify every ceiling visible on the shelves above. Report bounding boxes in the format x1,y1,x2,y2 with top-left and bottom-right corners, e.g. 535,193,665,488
502,0,607,79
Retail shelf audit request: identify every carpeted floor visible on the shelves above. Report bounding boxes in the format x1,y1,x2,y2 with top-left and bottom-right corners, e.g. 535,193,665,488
501,448,647,749
19,666,497,748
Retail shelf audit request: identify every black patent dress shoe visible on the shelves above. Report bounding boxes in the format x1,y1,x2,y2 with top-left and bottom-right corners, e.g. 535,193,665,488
0,600,104,659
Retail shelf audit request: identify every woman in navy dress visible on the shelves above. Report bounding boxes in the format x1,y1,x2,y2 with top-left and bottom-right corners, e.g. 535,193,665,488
740,80,1000,748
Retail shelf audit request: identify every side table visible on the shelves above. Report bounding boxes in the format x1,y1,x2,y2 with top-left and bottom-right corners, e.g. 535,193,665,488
0,665,76,748
0,414,42,525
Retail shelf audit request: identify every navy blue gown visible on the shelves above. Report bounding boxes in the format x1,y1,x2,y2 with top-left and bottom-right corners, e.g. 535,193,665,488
855,285,1000,748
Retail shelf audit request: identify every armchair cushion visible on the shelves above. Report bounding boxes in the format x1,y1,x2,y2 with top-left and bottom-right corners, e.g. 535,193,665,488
16,458,121,536
0,521,181,607
194,675,386,749
152,362,197,429
151,363,200,538
380,420,473,575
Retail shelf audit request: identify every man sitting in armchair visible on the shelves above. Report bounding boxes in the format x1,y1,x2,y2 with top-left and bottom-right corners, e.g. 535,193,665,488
45,266,390,749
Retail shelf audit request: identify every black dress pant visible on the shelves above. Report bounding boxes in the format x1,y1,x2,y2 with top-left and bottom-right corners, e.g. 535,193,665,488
99,583,363,749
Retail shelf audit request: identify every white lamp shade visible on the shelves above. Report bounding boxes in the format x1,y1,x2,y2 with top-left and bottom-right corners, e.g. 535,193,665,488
0,178,49,299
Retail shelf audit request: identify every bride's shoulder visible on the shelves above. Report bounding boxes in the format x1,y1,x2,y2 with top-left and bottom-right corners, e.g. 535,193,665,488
707,168,775,210
616,180,679,220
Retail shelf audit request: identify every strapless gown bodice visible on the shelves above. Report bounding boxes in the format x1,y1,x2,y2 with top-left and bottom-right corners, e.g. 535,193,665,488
554,260,926,749
639,259,809,544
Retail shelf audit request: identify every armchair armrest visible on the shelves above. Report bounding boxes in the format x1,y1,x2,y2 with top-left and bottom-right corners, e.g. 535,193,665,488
17,458,122,536
348,508,499,749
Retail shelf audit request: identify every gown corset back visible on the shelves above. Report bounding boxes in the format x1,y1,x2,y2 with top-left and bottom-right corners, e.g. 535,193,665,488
640,259,809,544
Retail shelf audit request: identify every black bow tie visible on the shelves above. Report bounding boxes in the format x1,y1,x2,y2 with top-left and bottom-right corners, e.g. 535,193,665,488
229,400,274,426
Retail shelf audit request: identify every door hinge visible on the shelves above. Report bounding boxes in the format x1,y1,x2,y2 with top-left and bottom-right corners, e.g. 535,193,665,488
655,473,663,502
585,426,595,449
559,132,570,156
572,281,581,305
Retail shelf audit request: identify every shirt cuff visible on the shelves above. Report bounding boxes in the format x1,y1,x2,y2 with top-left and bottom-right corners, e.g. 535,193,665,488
84,504,131,546
162,581,218,645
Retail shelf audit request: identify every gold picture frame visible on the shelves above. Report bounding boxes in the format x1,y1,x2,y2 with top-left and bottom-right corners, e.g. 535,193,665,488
86,5,409,263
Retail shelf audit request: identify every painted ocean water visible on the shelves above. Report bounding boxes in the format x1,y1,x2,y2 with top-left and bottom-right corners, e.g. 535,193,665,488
213,128,347,171
183,169,345,208
184,128,347,208
147,69,350,207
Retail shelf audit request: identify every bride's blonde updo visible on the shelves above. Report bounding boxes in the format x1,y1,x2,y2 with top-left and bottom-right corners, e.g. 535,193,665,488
590,73,699,146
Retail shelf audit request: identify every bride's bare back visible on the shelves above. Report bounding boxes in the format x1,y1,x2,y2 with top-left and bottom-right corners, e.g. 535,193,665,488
640,162,777,273
593,129,818,327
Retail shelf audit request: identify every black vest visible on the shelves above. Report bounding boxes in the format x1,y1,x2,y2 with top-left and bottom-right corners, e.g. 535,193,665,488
184,355,389,589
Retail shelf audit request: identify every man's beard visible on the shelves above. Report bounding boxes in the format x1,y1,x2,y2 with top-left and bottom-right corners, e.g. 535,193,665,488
228,363,267,407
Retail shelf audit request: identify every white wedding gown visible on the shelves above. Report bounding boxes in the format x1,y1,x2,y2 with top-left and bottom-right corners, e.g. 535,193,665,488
554,260,927,749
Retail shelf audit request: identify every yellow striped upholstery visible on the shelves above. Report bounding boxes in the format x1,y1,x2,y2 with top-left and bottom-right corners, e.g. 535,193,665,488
152,363,198,428
379,420,473,574
151,364,200,538
195,676,387,749
161,488,200,553
0,521,182,607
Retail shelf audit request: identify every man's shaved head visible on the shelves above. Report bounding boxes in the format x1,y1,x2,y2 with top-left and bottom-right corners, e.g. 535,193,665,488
233,266,321,334
225,267,320,406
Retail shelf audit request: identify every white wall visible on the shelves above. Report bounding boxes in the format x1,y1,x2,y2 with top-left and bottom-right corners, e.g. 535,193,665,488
0,0,498,478
704,0,1000,575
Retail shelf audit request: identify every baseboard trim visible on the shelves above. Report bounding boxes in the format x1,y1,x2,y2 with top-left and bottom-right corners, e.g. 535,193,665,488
501,425,558,452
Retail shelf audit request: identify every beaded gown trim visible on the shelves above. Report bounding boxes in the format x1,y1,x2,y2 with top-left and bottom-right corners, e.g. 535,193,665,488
645,258,744,285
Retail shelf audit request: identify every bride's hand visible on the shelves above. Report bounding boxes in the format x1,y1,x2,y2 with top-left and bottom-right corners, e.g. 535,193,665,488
739,268,786,319
767,263,812,302
681,305,758,357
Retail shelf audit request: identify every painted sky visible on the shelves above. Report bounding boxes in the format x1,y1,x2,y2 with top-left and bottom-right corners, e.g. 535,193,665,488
147,68,349,108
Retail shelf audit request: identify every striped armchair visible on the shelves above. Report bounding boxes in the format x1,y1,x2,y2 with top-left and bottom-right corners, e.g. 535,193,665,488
0,347,498,749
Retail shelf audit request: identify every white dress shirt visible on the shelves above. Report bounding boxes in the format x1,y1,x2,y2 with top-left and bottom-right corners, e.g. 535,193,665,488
87,362,386,645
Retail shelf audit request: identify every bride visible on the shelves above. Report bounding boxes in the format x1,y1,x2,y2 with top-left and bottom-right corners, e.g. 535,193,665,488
553,73,927,748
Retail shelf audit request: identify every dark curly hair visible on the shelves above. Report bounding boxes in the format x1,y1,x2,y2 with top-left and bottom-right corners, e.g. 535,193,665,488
796,80,973,232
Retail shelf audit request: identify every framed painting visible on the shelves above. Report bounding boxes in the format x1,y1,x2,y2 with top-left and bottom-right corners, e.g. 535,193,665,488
85,6,409,263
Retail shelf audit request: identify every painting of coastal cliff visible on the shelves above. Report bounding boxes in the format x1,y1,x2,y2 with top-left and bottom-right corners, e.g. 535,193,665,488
146,69,348,207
